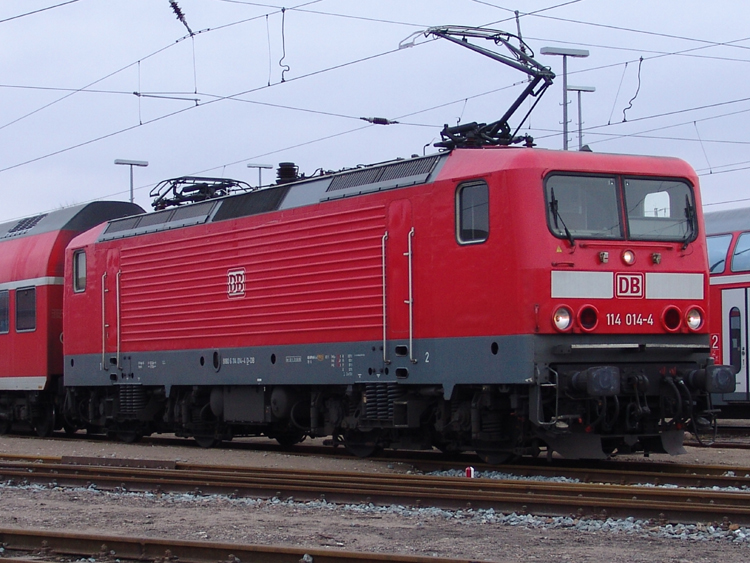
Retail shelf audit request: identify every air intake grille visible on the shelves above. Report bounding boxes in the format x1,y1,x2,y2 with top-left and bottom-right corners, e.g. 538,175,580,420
7,214,47,234
327,156,439,192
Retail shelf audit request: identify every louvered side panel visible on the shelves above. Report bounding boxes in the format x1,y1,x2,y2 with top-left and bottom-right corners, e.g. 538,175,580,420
119,205,386,348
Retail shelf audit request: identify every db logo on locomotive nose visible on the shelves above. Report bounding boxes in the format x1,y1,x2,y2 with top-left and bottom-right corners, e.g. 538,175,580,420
227,268,246,298
615,273,644,298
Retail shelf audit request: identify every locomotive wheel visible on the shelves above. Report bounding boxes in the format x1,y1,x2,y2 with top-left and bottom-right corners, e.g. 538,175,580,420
343,430,381,458
475,449,514,465
115,431,143,444
0,419,10,435
272,432,306,448
193,435,220,449
33,412,55,438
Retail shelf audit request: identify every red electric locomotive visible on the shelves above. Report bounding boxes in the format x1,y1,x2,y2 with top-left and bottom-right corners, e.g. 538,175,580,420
0,201,143,435
61,148,733,460
704,207,750,416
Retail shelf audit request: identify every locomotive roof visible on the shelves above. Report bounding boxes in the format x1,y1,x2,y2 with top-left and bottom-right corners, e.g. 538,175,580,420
99,153,447,242
704,207,750,236
0,201,144,242
98,147,699,243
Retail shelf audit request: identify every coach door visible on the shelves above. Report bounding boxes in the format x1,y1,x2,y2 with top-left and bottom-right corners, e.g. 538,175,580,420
102,248,121,372
721,288,749,399
385,199,415,365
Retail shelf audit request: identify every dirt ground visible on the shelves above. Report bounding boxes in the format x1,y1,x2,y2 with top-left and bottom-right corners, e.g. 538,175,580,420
0,433,748,562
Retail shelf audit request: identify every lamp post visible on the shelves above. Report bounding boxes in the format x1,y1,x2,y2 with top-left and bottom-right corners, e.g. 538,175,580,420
567,85,595,150
247,163,273,188
114,159,149,204
540,47,590,150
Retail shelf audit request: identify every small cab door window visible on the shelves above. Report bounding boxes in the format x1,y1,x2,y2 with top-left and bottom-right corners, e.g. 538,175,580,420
73,250,87,292
457,181,489,244
16,287,35,332
0,290,8,333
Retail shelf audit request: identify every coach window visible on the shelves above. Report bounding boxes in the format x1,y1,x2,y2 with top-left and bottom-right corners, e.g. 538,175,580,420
73,250,87,292
730,307,742,375
0,290,8,334
707,234,732,274
16,287,35,332
456,181,489,244
731,232,750,272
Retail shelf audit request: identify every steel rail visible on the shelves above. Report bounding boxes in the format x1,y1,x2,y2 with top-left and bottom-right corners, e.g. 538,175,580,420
2,450,749,487
1,458,750,524
0,527,483,563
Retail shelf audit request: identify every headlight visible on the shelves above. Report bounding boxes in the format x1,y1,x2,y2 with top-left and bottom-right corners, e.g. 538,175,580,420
686,307,704,331
553,307,573,331
621,249,636,265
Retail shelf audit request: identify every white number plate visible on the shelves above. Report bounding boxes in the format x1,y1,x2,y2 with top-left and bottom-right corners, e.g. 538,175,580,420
606,313,654,326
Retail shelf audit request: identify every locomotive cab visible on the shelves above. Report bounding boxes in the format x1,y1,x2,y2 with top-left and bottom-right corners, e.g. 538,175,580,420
528,161,733,458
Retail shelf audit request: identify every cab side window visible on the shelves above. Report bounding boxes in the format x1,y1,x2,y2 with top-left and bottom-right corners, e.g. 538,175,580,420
73,250,87,292
457,181,489,244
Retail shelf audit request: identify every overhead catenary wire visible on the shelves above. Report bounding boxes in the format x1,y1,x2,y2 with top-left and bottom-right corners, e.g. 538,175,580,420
0,0,80,25
0,0,324,133
0,41,413,175
4,1,750,219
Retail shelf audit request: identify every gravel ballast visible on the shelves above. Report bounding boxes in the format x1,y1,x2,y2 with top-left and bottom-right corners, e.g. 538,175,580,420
0,434,748,562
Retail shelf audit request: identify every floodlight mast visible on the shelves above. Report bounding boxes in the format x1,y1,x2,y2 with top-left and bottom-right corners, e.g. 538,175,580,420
425,26,555,149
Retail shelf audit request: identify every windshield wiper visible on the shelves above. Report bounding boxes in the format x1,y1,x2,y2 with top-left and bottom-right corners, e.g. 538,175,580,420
682,195,696,250
549,188,575,247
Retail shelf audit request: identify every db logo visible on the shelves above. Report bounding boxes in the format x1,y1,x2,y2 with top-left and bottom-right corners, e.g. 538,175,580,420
227,268,246,298
615,273,644,298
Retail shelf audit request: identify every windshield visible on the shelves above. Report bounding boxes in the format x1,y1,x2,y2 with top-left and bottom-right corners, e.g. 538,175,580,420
546,175,621,239
545,174,696,242
623,178,695,241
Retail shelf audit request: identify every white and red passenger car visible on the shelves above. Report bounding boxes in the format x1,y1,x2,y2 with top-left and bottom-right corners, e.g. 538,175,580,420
704,207,750,416
0,202,142,434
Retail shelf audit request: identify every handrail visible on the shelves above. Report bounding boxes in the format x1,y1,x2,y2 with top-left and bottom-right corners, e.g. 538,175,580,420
405,228,417,364
101,273,107,371
116,270,122,370
381,232,389,365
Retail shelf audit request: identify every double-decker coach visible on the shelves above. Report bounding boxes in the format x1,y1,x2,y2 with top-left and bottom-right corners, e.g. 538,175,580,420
0,202,143,435
705,207,750,417
61,148,734,461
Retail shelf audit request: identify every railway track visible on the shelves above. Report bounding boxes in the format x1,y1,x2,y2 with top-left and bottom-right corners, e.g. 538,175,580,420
13,428,750,474
1,454,749,525
0,527,484,563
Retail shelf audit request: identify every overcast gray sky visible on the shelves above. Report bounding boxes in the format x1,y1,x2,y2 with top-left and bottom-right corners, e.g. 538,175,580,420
1,0,748,222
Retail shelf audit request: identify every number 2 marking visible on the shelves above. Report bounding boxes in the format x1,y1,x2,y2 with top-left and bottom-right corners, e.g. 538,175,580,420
425,352,430,363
